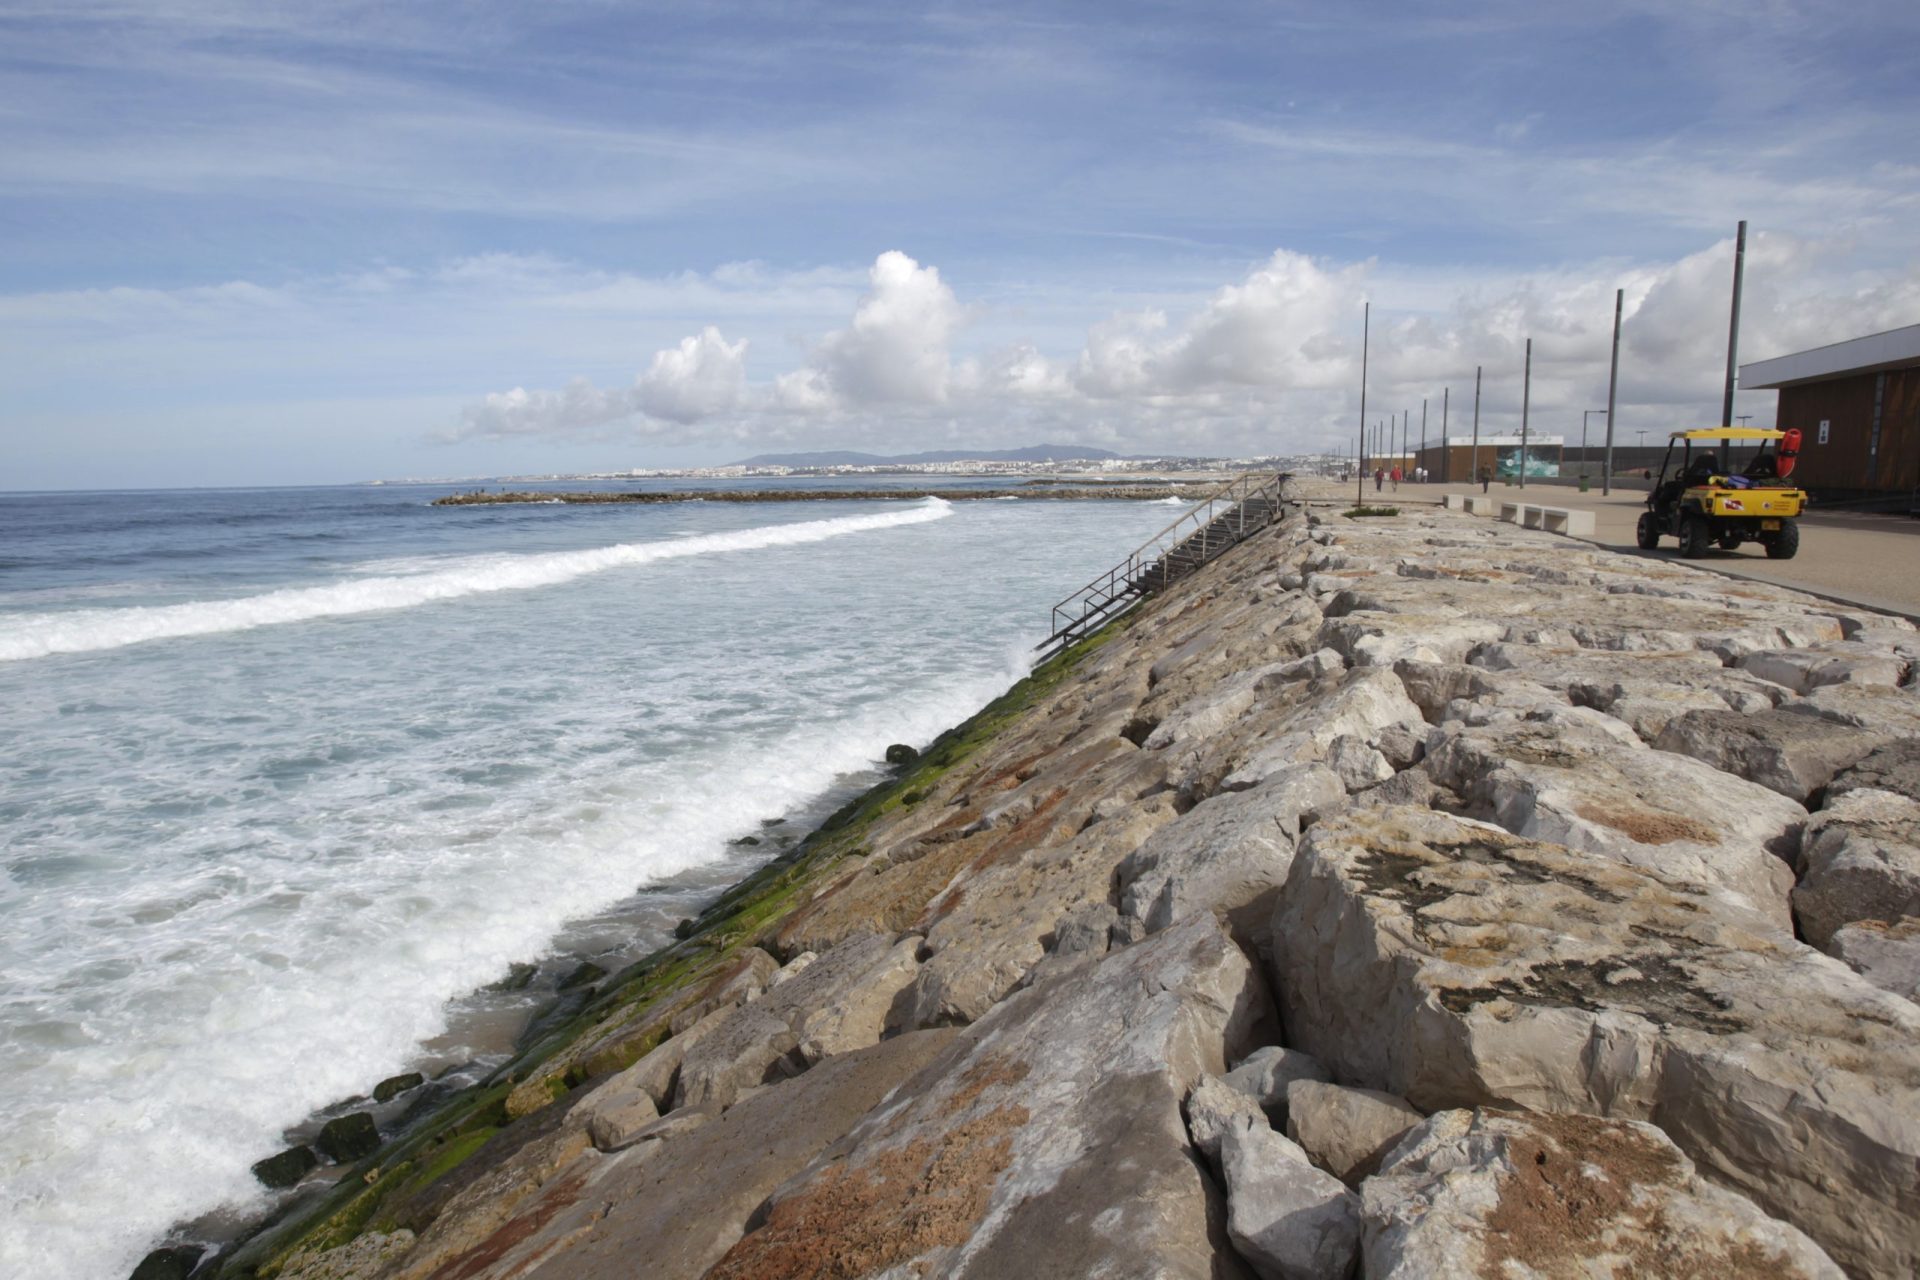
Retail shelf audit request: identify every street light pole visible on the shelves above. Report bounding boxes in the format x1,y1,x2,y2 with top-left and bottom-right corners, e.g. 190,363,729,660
1357,302,1368,507
1519,338,1532,490
1440,387,1450,483
1603,287,1622,497
1420,398,1427,479
1581,409,1607,481
1471,365,1482,486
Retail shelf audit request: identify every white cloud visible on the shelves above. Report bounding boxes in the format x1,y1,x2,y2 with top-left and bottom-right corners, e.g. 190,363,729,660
785,251,967,408
448,238,1920,456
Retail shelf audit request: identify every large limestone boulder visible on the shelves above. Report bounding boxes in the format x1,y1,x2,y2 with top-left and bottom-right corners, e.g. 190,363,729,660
1270,805,1920,1277
1219,1119,1360,1280
1423,714,1804,927
393,1031,961,1280
707,914,1271,1279
1223,668,1425,791
673,931,922,1110
1361,1108,1843,1279
1828,918,1920,1002
1116,765,1343,949
907,794,1178,1027
1653,706,1884,803
1738,645,1908,694
1282,1080,1422,1185
1793,788,1920,947
1221,1046,1330,1120
1827,738,1920,803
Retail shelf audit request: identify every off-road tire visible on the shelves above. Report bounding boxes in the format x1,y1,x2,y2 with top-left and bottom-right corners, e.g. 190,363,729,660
1635,512,1661,550
1765,519,1800,560
1678,514,1711,559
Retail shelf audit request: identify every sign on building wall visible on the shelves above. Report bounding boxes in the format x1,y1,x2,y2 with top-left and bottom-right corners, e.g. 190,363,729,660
1818,419,1831,444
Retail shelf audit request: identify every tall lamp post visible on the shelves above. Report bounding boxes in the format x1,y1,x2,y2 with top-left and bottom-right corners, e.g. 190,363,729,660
1471,366,1483,486
1581,409,1607,481
1603,287,1622,496
1519,338,1532,490
1356,302,1369,508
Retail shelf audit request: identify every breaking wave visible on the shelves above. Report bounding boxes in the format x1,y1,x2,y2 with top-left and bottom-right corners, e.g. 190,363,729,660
0,500,952,662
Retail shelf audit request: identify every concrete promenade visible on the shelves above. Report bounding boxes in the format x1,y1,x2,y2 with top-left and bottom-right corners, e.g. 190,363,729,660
1299,475,1920,620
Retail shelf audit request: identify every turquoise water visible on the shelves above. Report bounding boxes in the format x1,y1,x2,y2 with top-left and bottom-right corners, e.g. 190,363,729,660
0,481,1181,1278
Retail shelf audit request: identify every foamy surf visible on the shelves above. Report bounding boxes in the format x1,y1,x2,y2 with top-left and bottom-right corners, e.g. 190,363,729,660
0,499,952,662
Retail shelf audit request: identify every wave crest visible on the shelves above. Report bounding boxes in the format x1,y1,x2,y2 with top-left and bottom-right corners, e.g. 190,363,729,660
0,500,952,662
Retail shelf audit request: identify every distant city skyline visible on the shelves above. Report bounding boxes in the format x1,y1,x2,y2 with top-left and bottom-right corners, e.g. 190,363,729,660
4,1,1918,489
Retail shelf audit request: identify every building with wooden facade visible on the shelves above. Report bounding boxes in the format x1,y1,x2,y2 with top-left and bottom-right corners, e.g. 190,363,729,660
1740,324,1920,507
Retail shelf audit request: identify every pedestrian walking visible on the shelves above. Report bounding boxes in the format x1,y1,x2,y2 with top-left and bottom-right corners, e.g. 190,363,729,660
1390,466,1401,492
1374,468,1383,493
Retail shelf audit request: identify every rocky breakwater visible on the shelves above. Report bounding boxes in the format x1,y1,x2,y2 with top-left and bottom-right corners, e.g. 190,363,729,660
189,496,1920,1280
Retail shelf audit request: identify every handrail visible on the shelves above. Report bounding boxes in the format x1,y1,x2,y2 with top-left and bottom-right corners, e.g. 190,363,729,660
1040,470,1287,652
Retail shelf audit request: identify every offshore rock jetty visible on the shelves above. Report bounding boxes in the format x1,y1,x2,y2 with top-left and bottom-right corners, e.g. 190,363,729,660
181,491,1920,1280
431,485,1200,506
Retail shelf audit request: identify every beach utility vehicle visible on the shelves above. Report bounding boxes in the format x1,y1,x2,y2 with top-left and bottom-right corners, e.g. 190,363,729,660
1637,427,1805,560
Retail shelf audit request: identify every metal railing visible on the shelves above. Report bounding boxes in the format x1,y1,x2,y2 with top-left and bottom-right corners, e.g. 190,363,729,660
1038,471,1289,655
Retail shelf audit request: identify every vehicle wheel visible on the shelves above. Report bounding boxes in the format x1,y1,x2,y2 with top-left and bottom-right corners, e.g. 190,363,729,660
1765,519,1800,560
1717,531,1743,551
1678,515,1711,558
1635,512,1660,550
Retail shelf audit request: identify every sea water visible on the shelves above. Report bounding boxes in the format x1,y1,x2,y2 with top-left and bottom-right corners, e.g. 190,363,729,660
0,480,1180,1278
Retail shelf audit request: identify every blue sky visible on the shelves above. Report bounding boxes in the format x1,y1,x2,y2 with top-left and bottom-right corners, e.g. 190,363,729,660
4,1,1917,488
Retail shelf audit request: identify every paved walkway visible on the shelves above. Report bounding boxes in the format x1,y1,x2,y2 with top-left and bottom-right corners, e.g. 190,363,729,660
1299,476,1920,621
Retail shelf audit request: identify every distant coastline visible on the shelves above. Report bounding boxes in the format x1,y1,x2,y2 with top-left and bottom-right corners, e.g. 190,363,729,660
432,484,1203,506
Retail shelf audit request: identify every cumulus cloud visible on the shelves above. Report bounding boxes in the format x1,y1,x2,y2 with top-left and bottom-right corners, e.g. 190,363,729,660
456,325,747,439
777,251,966,409
452,239,1920,455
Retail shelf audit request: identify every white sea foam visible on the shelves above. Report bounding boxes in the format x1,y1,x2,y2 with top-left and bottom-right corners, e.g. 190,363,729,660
0,500,951,662
0,655,1021,1280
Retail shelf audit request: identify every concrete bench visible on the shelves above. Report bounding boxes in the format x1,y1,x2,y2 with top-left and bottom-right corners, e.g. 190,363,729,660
1493,501,1595,537
1443,493,1466,511
1464,496,1499,516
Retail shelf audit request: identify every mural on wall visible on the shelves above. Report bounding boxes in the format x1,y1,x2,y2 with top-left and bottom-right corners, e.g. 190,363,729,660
1495,446,1560,478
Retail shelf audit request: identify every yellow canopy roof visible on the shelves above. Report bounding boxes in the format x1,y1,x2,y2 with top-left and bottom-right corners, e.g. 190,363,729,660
1668,427,1786,441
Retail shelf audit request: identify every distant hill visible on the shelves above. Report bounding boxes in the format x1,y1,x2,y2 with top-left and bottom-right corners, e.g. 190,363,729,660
733,444,1124,467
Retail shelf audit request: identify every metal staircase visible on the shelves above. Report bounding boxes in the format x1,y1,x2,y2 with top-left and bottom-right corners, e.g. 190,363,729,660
1038,471,1290,658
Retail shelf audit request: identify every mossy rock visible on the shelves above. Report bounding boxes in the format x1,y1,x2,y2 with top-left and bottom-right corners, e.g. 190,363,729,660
251,1144,318,1190
315,1113,380,1164
130,1244,202,1280
373,1072,424,1104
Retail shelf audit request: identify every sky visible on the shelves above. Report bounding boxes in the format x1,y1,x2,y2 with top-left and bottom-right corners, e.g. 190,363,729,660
3,1,1918,489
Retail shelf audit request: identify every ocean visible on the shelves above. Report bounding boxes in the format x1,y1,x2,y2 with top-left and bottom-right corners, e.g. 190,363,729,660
0,479,1184,1279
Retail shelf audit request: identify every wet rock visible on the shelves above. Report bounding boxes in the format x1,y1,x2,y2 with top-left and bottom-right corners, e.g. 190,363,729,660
487,962,537,992
1361,1109,1843,1279
556,960,606,991
1282,1080,1421,1185
707,914,1271,1280
128,1244,202,1280
1653,706,1882,803
1424,714,1804,927
315,1112,381,1164
1828,918,1920,1002
885,742,920,765
1220,1119,1360,1280
1271,805,1920,1277
1793,788,1920,947
372,1071,424,1104
251,1143,318,1189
